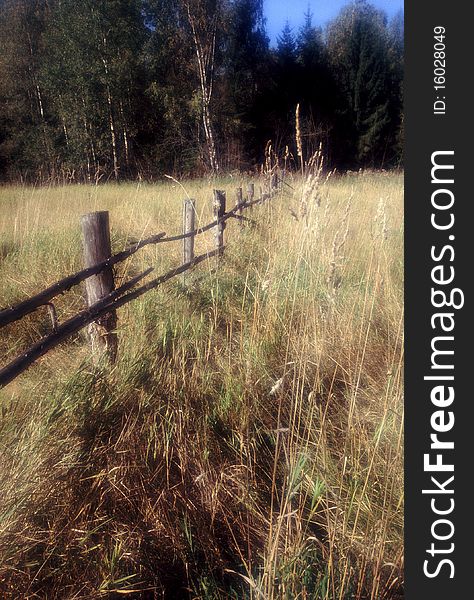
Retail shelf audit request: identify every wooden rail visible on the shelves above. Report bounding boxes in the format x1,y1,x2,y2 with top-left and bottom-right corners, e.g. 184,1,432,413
0,191,270,329
0,178,281,388
0,232,166,328
0,253,217,388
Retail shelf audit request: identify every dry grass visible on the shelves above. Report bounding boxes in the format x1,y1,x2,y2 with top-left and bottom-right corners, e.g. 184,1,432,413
0,170,403,599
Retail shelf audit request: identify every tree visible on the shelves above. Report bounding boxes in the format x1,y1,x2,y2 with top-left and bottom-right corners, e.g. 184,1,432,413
224,0,270,166
269,22,300,151
327,0,393,166
182,0,224,175
296,8,335,159
0,0,51,180
144,0,226,175
41,0,147,181
141,0,197,175
297,9,324,70
277,21,297,65
387,9,404,164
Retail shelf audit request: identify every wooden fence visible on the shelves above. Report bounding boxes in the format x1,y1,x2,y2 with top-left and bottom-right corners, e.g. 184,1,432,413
0,179,281,388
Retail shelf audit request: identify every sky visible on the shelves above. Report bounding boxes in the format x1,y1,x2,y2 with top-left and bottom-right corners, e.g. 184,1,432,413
264,0,404,45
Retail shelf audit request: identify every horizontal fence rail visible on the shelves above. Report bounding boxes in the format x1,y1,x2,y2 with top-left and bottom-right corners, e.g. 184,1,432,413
0,190,273,329
0,177,282,388
0,252,219,388
0,232,166,329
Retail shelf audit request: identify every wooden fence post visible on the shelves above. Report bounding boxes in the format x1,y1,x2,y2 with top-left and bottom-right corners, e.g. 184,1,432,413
213,189,226,256
80,211,118,363
182,198,196,285
247,183,254,212
236,187,243,227
271,172,278,191
183,198,196,264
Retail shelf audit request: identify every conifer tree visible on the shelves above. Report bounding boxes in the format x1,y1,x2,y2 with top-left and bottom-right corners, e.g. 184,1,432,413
327,0,393,166
387,9,404,164
225,0,270,166
296,8,335,158
272,22,300,149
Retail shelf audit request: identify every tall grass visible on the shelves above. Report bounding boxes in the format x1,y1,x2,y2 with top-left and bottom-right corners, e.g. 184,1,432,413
0,171,403,599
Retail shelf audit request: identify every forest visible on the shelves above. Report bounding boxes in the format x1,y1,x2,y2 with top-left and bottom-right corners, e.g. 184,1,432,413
0,0,403,183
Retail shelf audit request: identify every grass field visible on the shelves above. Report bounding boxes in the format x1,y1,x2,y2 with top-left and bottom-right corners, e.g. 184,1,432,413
0,171,404,599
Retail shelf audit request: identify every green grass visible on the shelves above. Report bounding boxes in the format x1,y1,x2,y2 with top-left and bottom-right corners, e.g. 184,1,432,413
0,171,403,599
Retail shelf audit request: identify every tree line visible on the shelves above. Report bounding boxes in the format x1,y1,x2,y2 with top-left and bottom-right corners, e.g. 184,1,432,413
0,0,403,183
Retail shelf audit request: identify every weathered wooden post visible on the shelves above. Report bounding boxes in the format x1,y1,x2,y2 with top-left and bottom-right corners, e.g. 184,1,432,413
247,182,255,199
236,187,243,227
247,183,254,212
271,172,278,192
182,198,196,285
213,189,226,256
80,211,117,363
183,198,196,264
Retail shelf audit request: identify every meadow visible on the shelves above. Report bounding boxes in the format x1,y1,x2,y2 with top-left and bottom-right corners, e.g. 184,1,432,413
0,171,404,599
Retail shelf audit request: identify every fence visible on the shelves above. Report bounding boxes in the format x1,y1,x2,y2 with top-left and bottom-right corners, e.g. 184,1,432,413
0,178,281,388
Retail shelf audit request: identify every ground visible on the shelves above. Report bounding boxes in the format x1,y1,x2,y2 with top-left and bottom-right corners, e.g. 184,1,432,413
0,171,403,599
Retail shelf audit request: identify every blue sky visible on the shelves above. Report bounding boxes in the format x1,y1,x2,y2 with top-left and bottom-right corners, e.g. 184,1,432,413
264,0,404,45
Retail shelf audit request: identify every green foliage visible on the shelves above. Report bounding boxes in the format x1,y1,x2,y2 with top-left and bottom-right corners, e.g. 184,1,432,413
327,0,401,166
0,0,51,178
41,0,147,180
0,0,404,180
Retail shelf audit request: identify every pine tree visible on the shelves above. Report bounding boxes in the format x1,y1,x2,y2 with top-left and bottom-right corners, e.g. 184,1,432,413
224,0,270,166
387,9,404,164
297,8,323,72
296,8,335,158
277,21,297,67
270,22,300,150
327,0,393,166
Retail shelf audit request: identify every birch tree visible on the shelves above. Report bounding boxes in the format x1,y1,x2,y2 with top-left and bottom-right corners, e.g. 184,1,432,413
41,0,145,181
182,0,222,174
